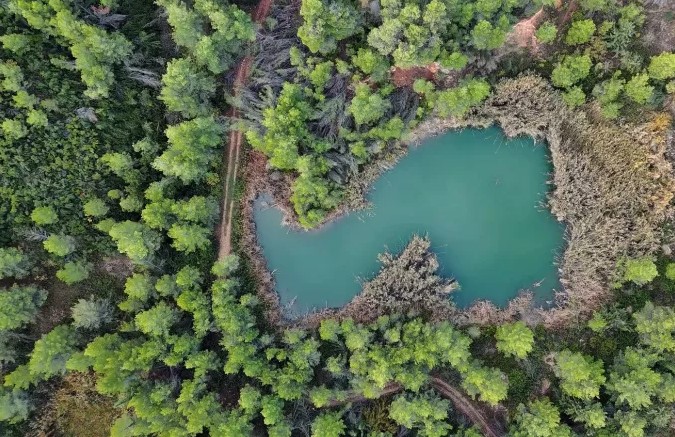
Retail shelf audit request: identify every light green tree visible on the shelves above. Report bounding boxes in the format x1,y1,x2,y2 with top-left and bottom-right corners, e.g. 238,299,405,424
511,399,573,437
348,83,390,126
389,393,452,437
632,302,675,353
31,206,58,225
153,117,224,183
624,74,653,104
160,58,215,118
246,83,313,171
56,261,91,285
562,87,586,107
495,321,534,359
134,302,179,337
83,198,109,217
435,79,490,118
461,364,508,405
565,19,596,46
648,53,675,80
311,411,346,437
551,54,592,88
471,19,508,51
570,402,606,430
26,325,77,381
168,223,211,253
620,257,658,286
43,234,75,257
298,0,360,54
579,0,609,12
553,350,605,400
108,221,162,263
536,22,558,44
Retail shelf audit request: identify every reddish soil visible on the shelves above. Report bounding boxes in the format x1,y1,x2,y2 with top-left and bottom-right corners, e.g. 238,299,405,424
509,7,547,50
391,63,439,87
557,0,578,29
217,0,273,260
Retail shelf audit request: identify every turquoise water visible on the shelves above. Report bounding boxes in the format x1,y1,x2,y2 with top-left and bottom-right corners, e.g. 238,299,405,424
253,127,565,314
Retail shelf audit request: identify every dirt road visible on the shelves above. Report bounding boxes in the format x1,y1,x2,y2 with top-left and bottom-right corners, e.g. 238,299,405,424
320,377,505,436
217,0,273,260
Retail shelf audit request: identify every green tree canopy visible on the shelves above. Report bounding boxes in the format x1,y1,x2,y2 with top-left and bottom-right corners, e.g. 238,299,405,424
620,257,658,286
0,247,31,280
43,234,75,257
153,117,224,183
30,205,58,225
511,399,573,437
298,0,360,54
565,19,596,46
0,285,47,331
551,54,592,88
495,321,534,359
648,53,675,80
553,350,606,400
160,58,216,118
56,261,91,285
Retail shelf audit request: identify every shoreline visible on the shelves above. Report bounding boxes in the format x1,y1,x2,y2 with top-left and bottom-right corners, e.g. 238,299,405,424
239,75,675,329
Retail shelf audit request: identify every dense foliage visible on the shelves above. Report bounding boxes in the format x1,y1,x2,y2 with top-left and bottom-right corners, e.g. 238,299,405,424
1,0,674,436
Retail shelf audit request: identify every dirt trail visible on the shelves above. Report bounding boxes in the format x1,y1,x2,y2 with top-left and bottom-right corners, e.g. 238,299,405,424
429,376,505,437
217,0,273,260
321,377,505,436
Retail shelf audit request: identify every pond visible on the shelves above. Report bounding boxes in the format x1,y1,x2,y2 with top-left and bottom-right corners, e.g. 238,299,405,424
253,126,566,314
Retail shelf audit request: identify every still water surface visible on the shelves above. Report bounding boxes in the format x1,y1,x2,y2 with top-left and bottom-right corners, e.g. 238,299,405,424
253,127,565,314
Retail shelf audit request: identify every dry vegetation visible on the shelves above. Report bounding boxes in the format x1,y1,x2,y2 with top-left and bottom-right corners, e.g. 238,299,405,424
28,372,120,437
415,75,675,327
483,76,673,326
342,235,458,323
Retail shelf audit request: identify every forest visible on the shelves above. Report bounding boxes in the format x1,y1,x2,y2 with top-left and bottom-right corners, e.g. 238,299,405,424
0,0,674,436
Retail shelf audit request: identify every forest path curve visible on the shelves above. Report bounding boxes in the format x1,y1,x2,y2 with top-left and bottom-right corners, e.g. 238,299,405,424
217,0,273,260
321,377,505,437
430,376,505,437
